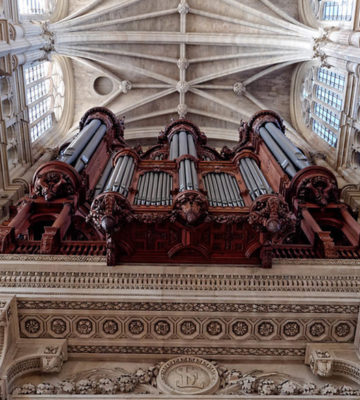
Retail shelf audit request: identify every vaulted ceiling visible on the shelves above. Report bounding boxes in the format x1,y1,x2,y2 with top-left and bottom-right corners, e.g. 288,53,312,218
51,0,317,146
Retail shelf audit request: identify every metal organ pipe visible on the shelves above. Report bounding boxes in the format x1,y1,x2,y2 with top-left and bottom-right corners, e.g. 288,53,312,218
61,119,102,165
94,156,114,197
265,122,310,171
134,172,173,206
259,127,297,178
74,124,107,172
169,134,179,160
169,130,199,192
239,158,272,200
104,155,134,197
204,173,244,207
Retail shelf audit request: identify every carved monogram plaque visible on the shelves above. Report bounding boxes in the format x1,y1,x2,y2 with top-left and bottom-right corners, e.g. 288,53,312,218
157,356,219,395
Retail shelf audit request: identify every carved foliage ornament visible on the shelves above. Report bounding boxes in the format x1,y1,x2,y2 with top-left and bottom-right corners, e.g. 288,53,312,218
248,194,296,239
172,191,209,225
87,192,134,233
12,357,360,396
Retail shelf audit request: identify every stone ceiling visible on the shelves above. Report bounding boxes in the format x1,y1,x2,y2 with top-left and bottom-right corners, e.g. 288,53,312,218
50,0,317,145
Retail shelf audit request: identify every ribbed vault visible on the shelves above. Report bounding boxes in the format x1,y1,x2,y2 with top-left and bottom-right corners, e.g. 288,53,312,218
50,0,318,145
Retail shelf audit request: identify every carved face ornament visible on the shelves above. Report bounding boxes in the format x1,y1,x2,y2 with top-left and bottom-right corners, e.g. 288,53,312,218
35,171,72,201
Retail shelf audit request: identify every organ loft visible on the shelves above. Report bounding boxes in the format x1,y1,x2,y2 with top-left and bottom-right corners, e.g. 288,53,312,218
0,0,360,399
1,107,360,267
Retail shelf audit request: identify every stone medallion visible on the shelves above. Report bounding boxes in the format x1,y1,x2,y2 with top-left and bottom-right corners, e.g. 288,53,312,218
157,356,219,395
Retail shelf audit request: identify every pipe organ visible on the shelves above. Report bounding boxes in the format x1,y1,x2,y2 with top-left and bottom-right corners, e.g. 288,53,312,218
204,173,244,207
134,172,173,206
104,154,135,197
1,107,359,267
170,129,199,191
239,158,272,200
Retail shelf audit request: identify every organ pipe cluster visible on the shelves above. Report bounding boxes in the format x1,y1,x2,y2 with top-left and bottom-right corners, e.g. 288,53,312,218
239,158,272,200
104,155,135,197
134,172,173,206
58,115,312,209
259,123,310,178
204,173,244,207
169,130,199,191
60,119,106,173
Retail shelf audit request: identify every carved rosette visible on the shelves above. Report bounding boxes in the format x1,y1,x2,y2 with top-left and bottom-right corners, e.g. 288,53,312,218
88,192,134,233
248,194,296,239
288,166,340,206
32,162,81,202
172,191,209,225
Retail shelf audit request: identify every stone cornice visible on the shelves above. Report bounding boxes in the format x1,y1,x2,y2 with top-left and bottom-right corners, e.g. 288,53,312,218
0,266,358,295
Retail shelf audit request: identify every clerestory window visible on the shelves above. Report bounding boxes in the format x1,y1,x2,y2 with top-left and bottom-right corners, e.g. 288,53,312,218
302,67,346,148
321,0,354,21
17,0,56,19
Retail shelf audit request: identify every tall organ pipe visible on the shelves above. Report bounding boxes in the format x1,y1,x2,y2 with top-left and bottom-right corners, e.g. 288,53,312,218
169,130,198,192
170,134,179,160
265,122,310,170
113,156,129,192
239,158,272,200
240,159,260,200
104,155,134,197
61,119,102,165
259,127,297,178
94,156,114,196
245,158,268,195
120,157,135,197
74,124,107,172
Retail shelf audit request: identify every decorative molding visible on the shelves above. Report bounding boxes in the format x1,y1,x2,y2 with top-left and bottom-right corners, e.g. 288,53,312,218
0,269,358,292
11,357,360,396
68,345,306,358
308,347,360,384
18,312,356,343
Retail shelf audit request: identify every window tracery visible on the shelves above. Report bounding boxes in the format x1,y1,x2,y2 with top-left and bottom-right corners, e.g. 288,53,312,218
17,0,56,19
24,59,65,142
310,0,355,22
301,66,347,148
321,0,354,21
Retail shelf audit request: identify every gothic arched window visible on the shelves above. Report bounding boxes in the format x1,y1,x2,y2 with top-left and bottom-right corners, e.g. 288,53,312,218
321,0,354,21
300,66,346,148
300,0,355,27
17,0,56,19
24,59,65,142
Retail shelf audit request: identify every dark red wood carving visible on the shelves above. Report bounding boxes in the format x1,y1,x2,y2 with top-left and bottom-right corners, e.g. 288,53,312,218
1,107,359,267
